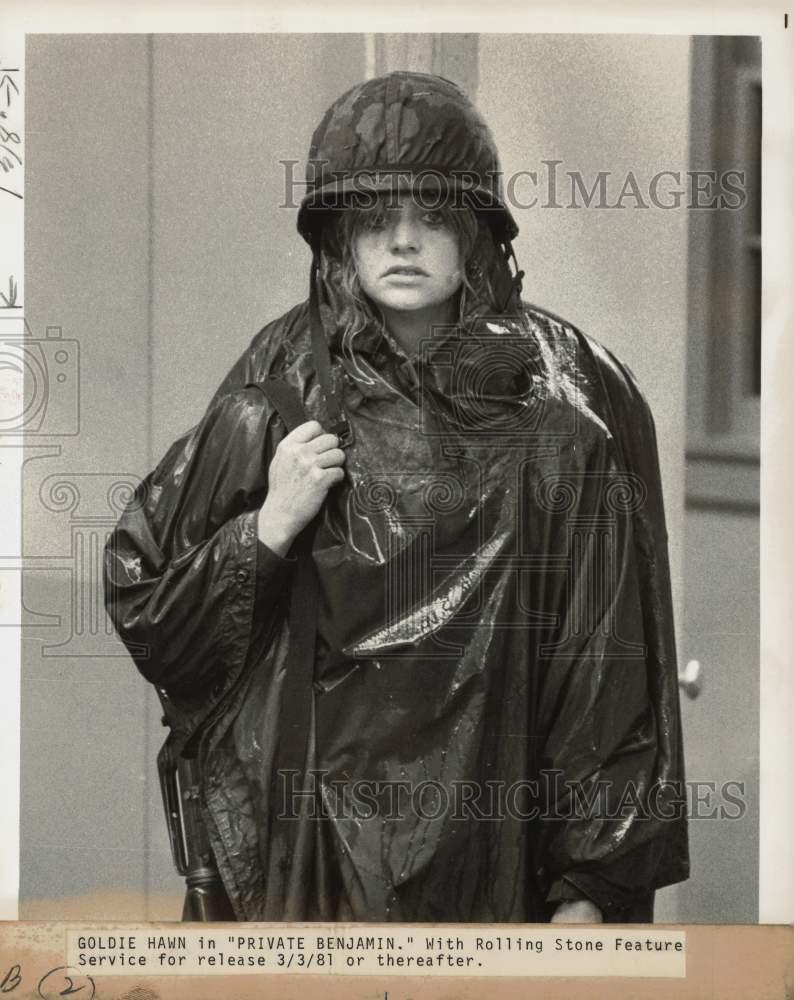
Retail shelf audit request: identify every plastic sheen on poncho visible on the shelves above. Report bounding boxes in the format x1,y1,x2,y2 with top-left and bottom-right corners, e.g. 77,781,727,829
104,72,689,922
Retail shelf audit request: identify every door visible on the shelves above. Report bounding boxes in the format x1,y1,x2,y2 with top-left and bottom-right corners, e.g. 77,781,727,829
672,35,761,923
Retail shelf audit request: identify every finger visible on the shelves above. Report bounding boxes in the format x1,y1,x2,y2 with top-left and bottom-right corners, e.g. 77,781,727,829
315,447,346,469
320,466,346,487
285,420,325,444
305,433,341,455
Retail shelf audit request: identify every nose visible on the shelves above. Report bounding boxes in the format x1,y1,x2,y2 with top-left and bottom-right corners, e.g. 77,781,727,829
389,214,420,252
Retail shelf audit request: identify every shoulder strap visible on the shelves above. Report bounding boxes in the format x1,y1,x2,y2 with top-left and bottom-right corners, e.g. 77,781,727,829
247,375,319,856
246,375,309,432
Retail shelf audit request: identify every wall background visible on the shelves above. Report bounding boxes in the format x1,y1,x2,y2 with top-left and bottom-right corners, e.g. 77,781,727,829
23,32,365,919
20,33,757,922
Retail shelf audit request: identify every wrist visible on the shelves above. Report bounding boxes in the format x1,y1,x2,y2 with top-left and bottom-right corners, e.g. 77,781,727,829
257,503,297,557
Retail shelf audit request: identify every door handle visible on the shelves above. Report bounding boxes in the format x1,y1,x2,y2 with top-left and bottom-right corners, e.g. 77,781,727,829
678,659,703,699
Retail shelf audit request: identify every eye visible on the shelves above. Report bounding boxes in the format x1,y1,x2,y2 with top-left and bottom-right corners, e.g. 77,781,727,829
422,209,445,226
361,208,388,231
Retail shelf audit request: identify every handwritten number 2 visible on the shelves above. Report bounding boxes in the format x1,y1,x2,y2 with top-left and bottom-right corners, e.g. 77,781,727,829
58,975,83,996
36,968,95,1000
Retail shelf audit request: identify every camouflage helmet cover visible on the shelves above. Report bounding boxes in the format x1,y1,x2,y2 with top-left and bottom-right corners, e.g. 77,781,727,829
297,71,519,245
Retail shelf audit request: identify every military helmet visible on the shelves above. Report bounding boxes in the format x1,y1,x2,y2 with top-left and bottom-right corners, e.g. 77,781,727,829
297,71,519,245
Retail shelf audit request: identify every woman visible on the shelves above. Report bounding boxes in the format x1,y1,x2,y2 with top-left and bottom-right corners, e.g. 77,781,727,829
105,71,688,924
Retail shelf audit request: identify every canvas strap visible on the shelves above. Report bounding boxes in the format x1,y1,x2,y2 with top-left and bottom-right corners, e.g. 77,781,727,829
246,376,319,788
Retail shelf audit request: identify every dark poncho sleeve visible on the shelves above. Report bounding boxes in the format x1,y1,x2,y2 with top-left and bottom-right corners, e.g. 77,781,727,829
533,334,689,916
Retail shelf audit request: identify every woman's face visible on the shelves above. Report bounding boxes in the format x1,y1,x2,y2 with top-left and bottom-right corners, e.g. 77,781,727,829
352,193,464,315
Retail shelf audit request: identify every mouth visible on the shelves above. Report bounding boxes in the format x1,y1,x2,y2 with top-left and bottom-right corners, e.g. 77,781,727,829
383,265,429,277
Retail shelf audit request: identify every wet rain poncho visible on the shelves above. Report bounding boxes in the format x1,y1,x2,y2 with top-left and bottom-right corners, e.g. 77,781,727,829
105,72,689,922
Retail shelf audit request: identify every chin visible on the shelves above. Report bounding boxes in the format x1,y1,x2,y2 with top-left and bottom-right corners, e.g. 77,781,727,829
383,290,455,313
392,299,435,313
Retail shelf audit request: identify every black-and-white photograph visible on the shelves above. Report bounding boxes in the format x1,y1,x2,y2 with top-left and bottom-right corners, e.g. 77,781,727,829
10,30,764,932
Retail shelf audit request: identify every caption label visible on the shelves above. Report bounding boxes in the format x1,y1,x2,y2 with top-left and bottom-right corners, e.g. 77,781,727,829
66,925,686,978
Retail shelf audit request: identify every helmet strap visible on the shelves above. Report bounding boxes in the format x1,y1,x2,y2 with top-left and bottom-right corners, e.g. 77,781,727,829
493,239,526,314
